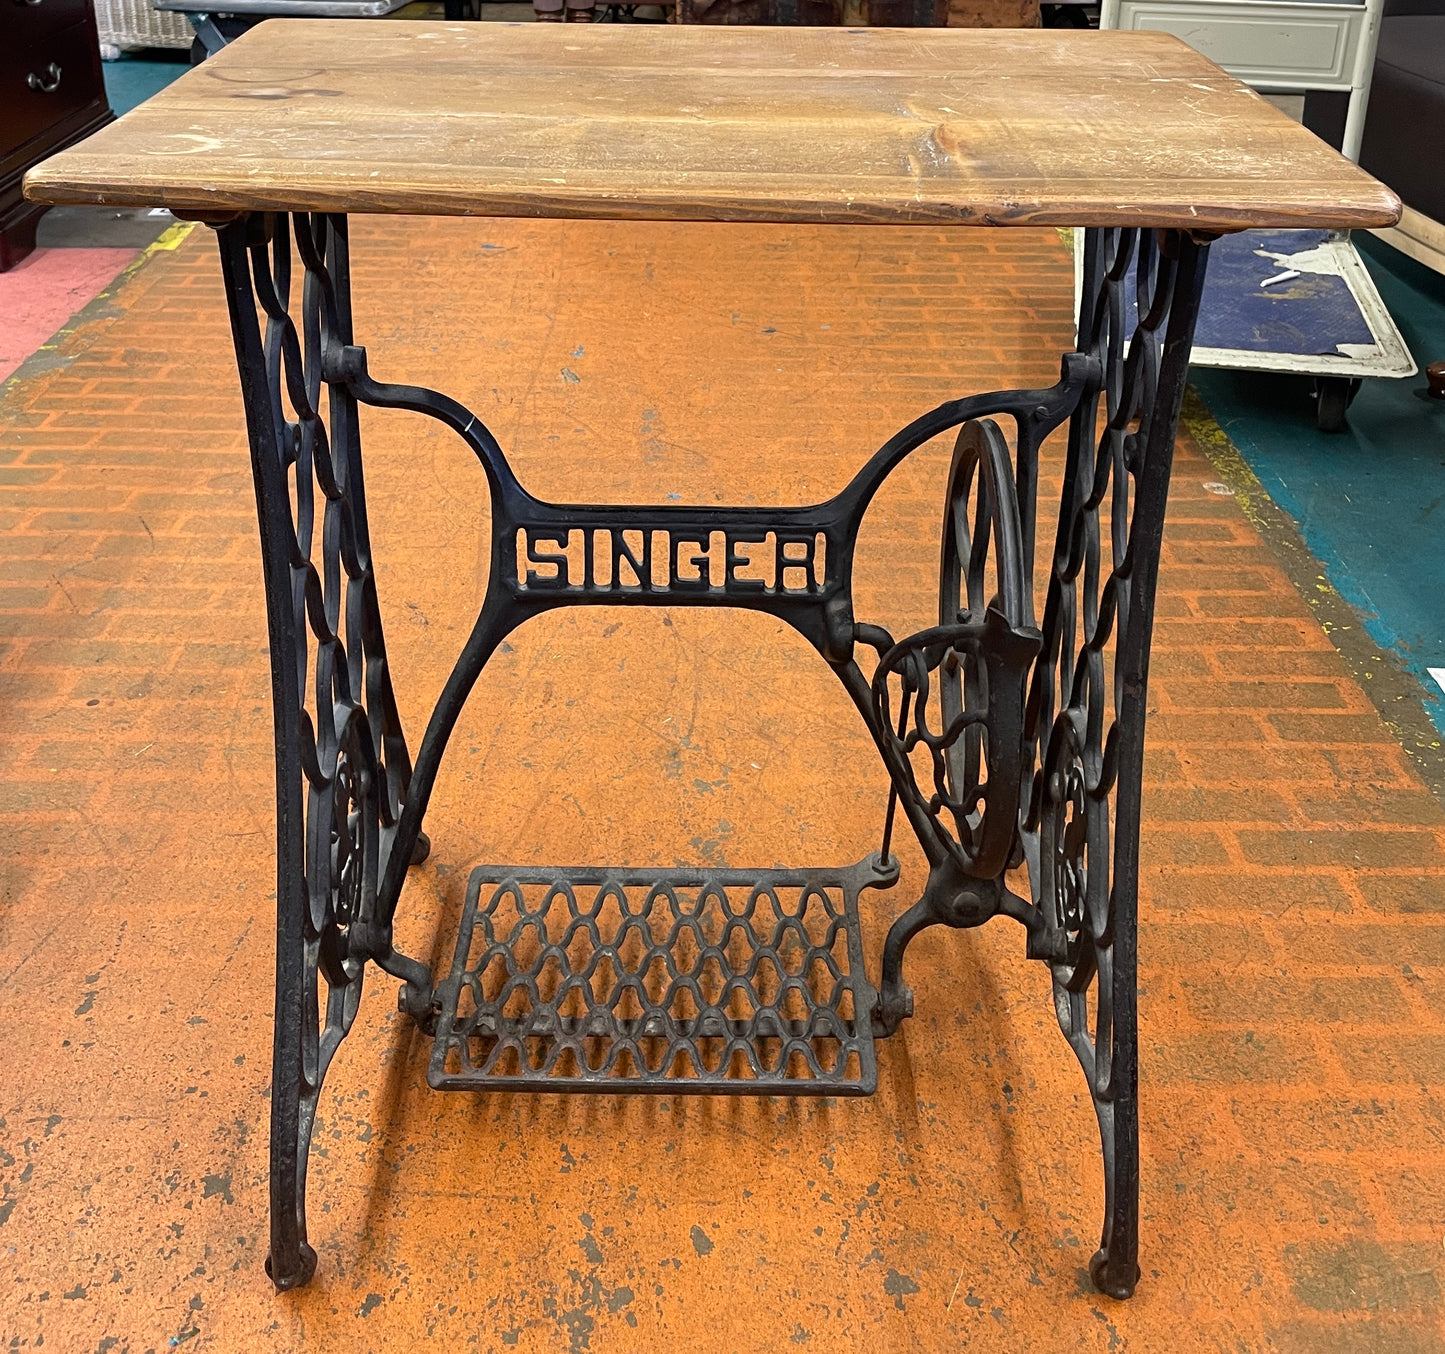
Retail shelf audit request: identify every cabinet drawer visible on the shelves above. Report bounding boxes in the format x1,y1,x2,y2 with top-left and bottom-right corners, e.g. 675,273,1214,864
1115,0,1365,88
0,17,101,154
5,0,92,41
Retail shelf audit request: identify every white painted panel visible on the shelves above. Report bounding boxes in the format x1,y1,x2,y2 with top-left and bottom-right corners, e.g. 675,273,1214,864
1115,0,1364,87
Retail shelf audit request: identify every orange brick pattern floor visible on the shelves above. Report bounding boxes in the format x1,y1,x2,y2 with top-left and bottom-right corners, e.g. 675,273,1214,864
1,219,1443,1351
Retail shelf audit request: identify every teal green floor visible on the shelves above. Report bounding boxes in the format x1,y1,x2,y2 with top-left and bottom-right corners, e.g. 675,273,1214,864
101,50,190,118
1191,234,1445,736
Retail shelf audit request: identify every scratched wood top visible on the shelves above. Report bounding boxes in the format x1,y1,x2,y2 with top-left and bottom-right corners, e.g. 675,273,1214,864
25,22,1399,231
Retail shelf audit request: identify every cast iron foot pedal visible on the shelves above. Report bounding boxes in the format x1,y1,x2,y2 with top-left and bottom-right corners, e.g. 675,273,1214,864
428,855,897,1095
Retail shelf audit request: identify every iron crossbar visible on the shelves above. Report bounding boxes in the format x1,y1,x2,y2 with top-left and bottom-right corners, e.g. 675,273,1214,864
212,211,1210,1301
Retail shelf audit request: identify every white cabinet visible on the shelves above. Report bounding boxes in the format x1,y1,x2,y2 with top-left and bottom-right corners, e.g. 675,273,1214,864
1102,0,1382,157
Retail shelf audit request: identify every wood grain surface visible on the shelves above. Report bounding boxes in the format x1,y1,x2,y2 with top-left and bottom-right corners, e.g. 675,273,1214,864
25,22,1399,231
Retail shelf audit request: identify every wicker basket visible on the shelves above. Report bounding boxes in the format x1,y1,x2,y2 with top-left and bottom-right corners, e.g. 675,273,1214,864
95,0,193,53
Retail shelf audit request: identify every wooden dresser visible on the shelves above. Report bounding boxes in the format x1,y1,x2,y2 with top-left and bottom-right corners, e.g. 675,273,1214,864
2,0,113,270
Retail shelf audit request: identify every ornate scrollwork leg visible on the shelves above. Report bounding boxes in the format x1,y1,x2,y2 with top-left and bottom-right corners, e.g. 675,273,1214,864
1019,227,1211,1300
215,212,432,1291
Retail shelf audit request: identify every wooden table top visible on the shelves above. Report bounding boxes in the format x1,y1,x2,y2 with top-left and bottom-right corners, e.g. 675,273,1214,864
25,22,1398,232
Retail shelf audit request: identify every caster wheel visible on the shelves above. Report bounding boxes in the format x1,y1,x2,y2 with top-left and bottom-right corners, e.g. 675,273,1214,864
1315,376,1361,433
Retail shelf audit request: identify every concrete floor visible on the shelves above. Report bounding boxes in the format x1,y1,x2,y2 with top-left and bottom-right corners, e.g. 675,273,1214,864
1,217,1443,1351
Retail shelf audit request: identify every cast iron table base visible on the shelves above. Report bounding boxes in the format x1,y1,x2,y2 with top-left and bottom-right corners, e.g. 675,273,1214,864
213,212,1210,1302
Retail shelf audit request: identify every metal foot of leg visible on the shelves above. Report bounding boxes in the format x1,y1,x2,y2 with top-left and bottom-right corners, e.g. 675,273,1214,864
265,1242,318,1292
1090,1248,1140,1302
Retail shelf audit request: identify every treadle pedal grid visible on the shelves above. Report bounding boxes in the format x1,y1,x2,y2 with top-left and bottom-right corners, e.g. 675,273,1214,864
428,858,889,1095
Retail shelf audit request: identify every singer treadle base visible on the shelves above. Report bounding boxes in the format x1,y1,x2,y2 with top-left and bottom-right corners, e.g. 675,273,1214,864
428,856,898,1095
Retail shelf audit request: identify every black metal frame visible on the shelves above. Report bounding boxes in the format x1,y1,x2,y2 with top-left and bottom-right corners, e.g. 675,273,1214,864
213,212,1209,1301
429,857,897,1095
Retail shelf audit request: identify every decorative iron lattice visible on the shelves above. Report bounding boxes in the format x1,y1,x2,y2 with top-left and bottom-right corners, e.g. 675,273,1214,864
213,211,1208,1299
868,418,1041,885
1021,227,1208,1298
431,859,893,1095
216,213,432,1291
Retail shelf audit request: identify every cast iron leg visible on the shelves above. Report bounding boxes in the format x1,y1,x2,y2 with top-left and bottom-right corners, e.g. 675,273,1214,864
216,213,430,1290
1026,228,1210,1300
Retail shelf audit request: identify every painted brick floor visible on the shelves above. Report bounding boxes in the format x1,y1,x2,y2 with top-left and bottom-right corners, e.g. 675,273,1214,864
1,218,1443,1352
0,248,139,383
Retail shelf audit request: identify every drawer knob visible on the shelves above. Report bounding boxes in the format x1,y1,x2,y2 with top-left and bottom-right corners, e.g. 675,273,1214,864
27,63,62,94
